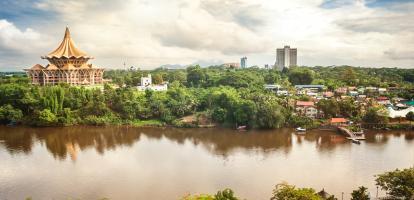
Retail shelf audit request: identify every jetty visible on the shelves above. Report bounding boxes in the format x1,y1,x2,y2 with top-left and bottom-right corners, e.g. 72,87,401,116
337,126,365,141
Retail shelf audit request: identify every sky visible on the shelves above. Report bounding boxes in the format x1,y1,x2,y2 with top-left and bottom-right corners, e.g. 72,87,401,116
0,0,413,71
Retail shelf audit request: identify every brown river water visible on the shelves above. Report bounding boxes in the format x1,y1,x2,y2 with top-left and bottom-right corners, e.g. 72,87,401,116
0,126,413,200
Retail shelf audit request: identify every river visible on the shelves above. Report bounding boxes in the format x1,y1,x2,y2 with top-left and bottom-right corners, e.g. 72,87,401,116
0,126,413,199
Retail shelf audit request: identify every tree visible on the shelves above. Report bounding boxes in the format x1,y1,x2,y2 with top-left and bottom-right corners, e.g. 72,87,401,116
233,99,256,128
406,111,414,124
317,99,339,118
254,95,286,128
36,109,57,126
0,104,23,123
271,183,322,200
363,108,389,124
152,73,163,84
288,68,315,85
375,167,414,199
187,65,206,87
214,189,239,200
338,98,361,119
351,186,370,200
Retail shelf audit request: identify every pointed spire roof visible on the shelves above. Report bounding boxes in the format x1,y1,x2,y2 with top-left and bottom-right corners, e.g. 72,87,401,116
44,27,91,59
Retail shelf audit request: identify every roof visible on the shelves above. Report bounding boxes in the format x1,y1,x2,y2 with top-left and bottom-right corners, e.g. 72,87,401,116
44,27,91,59
264,84,281,89
377,96,389,101
296,101,314,106
388,106,414,118
295,85,324,89
45,64,59,70
331,118,347,123
30,64,45,70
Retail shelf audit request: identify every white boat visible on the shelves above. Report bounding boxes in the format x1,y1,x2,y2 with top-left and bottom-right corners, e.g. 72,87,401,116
296,127,306,132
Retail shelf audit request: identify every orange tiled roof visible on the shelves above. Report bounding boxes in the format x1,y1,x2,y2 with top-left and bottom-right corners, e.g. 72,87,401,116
331,118,347,123
296,101,314,106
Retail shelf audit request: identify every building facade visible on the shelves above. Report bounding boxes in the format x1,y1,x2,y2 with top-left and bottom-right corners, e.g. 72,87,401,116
240,57,247,68
137,74,168,91
296,101,319,119
221,63,240,68
275,45,297,71
25,27,104,86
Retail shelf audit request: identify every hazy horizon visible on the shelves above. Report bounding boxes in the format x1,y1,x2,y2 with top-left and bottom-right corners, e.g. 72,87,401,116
0,0,413,71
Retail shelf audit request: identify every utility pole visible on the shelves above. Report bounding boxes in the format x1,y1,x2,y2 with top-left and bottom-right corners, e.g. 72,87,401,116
341,192,344,200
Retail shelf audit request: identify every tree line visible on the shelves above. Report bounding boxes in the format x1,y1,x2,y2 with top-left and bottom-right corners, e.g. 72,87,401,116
0,66,413,127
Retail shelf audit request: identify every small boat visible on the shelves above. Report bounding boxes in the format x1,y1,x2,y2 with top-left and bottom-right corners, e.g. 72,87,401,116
237,125,247,131
6,121,16,127
351,139,361,144
296,127,306,132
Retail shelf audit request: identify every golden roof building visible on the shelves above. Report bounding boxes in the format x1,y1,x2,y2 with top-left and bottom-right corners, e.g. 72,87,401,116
25,27,104,85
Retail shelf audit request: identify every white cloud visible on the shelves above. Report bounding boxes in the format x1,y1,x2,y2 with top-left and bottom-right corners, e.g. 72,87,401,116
0,19,44,52
0,0,413,71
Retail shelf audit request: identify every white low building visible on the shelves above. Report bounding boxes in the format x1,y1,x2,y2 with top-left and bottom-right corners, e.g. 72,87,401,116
387,106,414,118
137,74,168,91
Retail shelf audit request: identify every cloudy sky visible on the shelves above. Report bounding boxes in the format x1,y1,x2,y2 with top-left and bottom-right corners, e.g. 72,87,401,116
0,0,413,71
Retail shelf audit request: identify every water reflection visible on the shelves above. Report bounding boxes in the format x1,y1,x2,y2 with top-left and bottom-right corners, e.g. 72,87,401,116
0,126,412,161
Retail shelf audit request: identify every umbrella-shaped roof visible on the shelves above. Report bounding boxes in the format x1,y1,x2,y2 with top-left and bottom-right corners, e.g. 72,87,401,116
44,27,91,59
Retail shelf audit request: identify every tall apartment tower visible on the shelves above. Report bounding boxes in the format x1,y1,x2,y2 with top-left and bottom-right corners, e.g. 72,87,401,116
275,45,297,71
240,56,247,68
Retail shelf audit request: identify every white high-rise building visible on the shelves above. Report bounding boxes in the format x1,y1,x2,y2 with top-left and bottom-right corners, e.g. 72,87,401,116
275,45,297,71
240,57,247,68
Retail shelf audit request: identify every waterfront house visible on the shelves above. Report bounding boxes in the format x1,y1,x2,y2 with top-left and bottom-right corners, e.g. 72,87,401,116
296,101,319,118
330,118,348,126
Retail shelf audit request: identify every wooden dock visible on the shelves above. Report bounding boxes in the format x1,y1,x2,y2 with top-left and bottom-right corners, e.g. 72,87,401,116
338,126,365,141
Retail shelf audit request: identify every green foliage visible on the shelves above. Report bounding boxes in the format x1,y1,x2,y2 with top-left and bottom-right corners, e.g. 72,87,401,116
271,183,322,200
363,107,389,124
288,67,315,85
254,95,286,128
36,109,58,126
0,104,23,123
187,65,206,87
1,65,413,128
317,99,339,118
214,189,239,200
406,111,414,122
375,167,414,199
287,115,315,128
351,186,370,200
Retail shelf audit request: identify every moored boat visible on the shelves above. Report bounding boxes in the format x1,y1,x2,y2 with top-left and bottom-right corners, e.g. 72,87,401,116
296,127,306,132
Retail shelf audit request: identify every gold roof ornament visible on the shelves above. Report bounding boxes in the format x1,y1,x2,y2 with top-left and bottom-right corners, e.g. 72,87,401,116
43,27,92,59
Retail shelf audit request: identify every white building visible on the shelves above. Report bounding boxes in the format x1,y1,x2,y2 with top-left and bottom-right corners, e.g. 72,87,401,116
240,57,247,68
264,84,289,96
388,106,414,118
137,74,168,91
275,45,297,71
